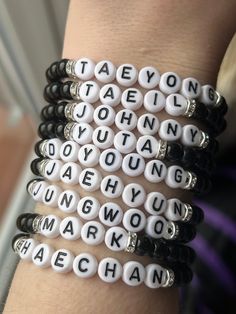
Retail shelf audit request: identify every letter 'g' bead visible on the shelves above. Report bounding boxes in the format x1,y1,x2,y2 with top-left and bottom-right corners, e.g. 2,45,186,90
116,64,138,87
73,253,98,278
94,60,116,83
138,66,160,89
77,196,100,220
122,261,145,286
51,249,74,273
98,257,122,283
32,243,54,268
165,165,187,189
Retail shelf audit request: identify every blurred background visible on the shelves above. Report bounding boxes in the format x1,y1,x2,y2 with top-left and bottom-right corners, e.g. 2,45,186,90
0,1,235,313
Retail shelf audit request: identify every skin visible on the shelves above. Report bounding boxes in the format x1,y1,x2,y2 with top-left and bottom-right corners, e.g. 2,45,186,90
4,1,236,313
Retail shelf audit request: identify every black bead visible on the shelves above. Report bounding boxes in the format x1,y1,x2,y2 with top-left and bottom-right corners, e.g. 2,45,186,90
23,213,39,233
60,81,73,100
135,235,155,256
40,104,56,121
218,99,228,115
16,213,31,232
166,143,184,162
50,62,59,81
12,233,29,251
55,102,67,120
194,175,212,195
46,61,58,82
193,102,207,120
171,263,193,286
56,59,69,78
30,158,43,176
55,122,66,140
34,140,44,156
44,82,61,102
190,205,204,225
38,121,56,139
175,223,196,243
168,244,196,264
182,147,197,168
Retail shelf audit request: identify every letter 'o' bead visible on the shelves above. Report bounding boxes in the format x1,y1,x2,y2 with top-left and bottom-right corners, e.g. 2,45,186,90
98,257,122,283
93,105,115,127
32,243,54,268
94,60,116,83
159,72,181,94
59,216,83,240
60,141,80,162
123,208,146,232
138,66,160,89
73,253,98,278
145,216,167,239
122,261,145,286
51,249,74,273
116,64,138,87
99,148,122,172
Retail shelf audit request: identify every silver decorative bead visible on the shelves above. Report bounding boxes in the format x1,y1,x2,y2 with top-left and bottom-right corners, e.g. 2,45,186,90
64,102,78,121
64,122,76,140
182,203,193,222
38,159,50,177
13,236,29,253
163,268,175,288
27,179,41,195
185,171,198,190
183,99,197,118
199,131,210,149
38,140,48,157
125,232,138,253
163,221,179,240
32,215,44,233
70,81,82,100
156,140,167,160
215,91,224,107
66,60,77,78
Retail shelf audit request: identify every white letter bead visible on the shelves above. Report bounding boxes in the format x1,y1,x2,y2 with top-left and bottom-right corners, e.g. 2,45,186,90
145,264,167,288
114,131,137,154
181,77,201,99
122,153,145,177
19,239,39,261
144,90,166,113
100,175,124,199
73,102,94,123
122,183,146,207
73,253,98,278
60,141,80,162
72,123,93,145
145,216,167,239
40,214,61,238
159,119,182,141
199,85,215,106
144,192,167,215
99,149,122,172
181,125,201,147
164,198,185,221
105,227,128,251
137,114,160,135
44,159,63,181
99,84,121,107
122,261,145,286
116,64,138,87
123,208,146,232
78,144,100,167
165,165,187,189
81,221,105,245
42,185,62,207
60,162,81,185
77,196,100,220
98,257,122,283
32,243,54,268
59,216,82,240
31,181,48,202
58,190,80,213
51,249,74,273
115,109,137,131
79,80,100,103
159,72,181,94
144,160,167,183
121,88,143,111
99,202,123,226
93,105,115,126
165,94,188,116
94,60,116,83
46,138,62,159
79,168,102,192
74,57,95,80
136,135,159,158
92,126,114,149
138,66,160,89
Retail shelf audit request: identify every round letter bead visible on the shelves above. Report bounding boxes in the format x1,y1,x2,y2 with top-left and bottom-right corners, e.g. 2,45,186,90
181,125,201,147
159,72,181,94
144,192,167,215
165,94,188,116
98,257,122,283
32,243,54,268
42,185,62,207
19,238,39,261
165,165,187,189
105,227,128,251
99,202,123,227
101,175,124,199
122,261,145,286
114,131,137,154
72,123,93,145
60,141,80,162
93,105,115,126
79,81,100,103
164,198,185,221
145,264,166,288
40,214,61,239
74,57,95,80
81,221,105,245
73,102,94,123
99,84,121,107
121,88,143,111
137,113,159,135
58,190,80,213
44,159,63,181
60,162,82,185
115,109,137,131
144,90,166,113
79,168,102,192
181,77,201,99
60,216,82,240
31,181,49,202
92,126,114,149
94,60,116,83
123,208,146,232
77,196,100,220
199,85,215,106
78,144,100,167
99,149,122,172
138,66,160,89
51,249,74,273
73,253,98,278
144,160,167,183
122,153,145,177
136,135,159,158
116,63,138,87
46,138,62,159
122,183,146,207
145,216,167,239
159,119,182,141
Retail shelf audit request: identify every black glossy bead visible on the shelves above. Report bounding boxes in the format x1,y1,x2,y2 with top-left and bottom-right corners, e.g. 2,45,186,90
24,213,39,233
218,99,228,115
194,151,213,174
11,233,30,251
182,147,197,168
166,143,184,162
135,235,155,256
175,223,196,243
55,102,67,120
190,205,204,225
46,61,58,82
30,158,43,176
168,244,196,264
56,59,69,78
50,62,59,81
34,140,44,156
60,81,73,100
193,102,207,120
38,121,56,139
16,213,31,232
171,263,193,286
40,104,56,121
55,122,66,140
152,240,169,259
44,82,61,102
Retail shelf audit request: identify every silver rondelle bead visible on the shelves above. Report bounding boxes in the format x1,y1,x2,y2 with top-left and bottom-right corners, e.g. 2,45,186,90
64,122,77,140
156,140,168,160
38,140,48,157
38,159,50,176
70,81,82,100
64,103,78,121
13,236,28,253
182,203,193,222
125,232,138,253
163,221,179,240
214,91,224,107
184,171,198,190
27,179,42,195
66,60,77,78
32,215,44,233
183,99,197,118
162,268,175,288
199,131,210,149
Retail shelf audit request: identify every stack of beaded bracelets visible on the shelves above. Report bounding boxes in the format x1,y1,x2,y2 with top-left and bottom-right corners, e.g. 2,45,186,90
12,58,227,289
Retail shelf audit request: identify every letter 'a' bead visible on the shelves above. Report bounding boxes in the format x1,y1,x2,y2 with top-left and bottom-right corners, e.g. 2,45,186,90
60,216,82,240
116,64,138,87
60,162,81,185
122,261,145,286
136,135,159,158
32,243,54,268
51,249,74,273
98,257,122,283
94,60,116,83
73,253,98,278
99,84,121,107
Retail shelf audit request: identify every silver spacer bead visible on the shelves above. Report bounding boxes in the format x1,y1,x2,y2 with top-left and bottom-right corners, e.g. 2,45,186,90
38,139,48,157
214,91,224,107
13,236,29,253
182,203,193,222
38,159,50,177
156,140,168,160
185,171,198,190
27,179,41,195
199,131,210,149
70,81,82,100
125,232,138,253
32,215,44,233
64,122,76,140
64,102,78,121
66,60,77,78
183,99,197,118
163,221,179,240
163,268,175,288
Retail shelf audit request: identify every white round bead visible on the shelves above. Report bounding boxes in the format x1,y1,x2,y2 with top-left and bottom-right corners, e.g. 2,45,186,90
115,109,137,131
145,216,167,239
99,83,121,107
93,105,115,126
99,202,123,227
40,214,61,239
79,80,100,103
51,249,74,273
78,144,100,167
46,138,62,159
60,216,82,240
31,181,49,202
164,198,185,221
199,85,215,106
77,196,100,220
44,159,63,181
181,77,201,99
165,94,188,116
114,131,137,154
116,63,138,87
165,165,187,189
42,185,62,207
99,148,122,172
100,175,124,199
121,88,143,111
122,183,146,207
98,257,122,283
144,160,167,183
74,57,95,80
159,119,182,141
32,243,54,268
94,60,116,83
72,102,94,123
137,113,159,135
105,227,128,251
72,122,93,145
19,239,39,261
92,126,114,149
144,264,167,288
81,221,105,245
136,135,159,158
122,208,146,232
144,90,166,113
181,125,201,147
60,141,80,162
58,189,80,213
138,66,160,89
144,192,167,215
60,162,82,185
73,253,98,278
122,261,145,286
79,168,102,192
122,153,145,177
159,72,181,94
